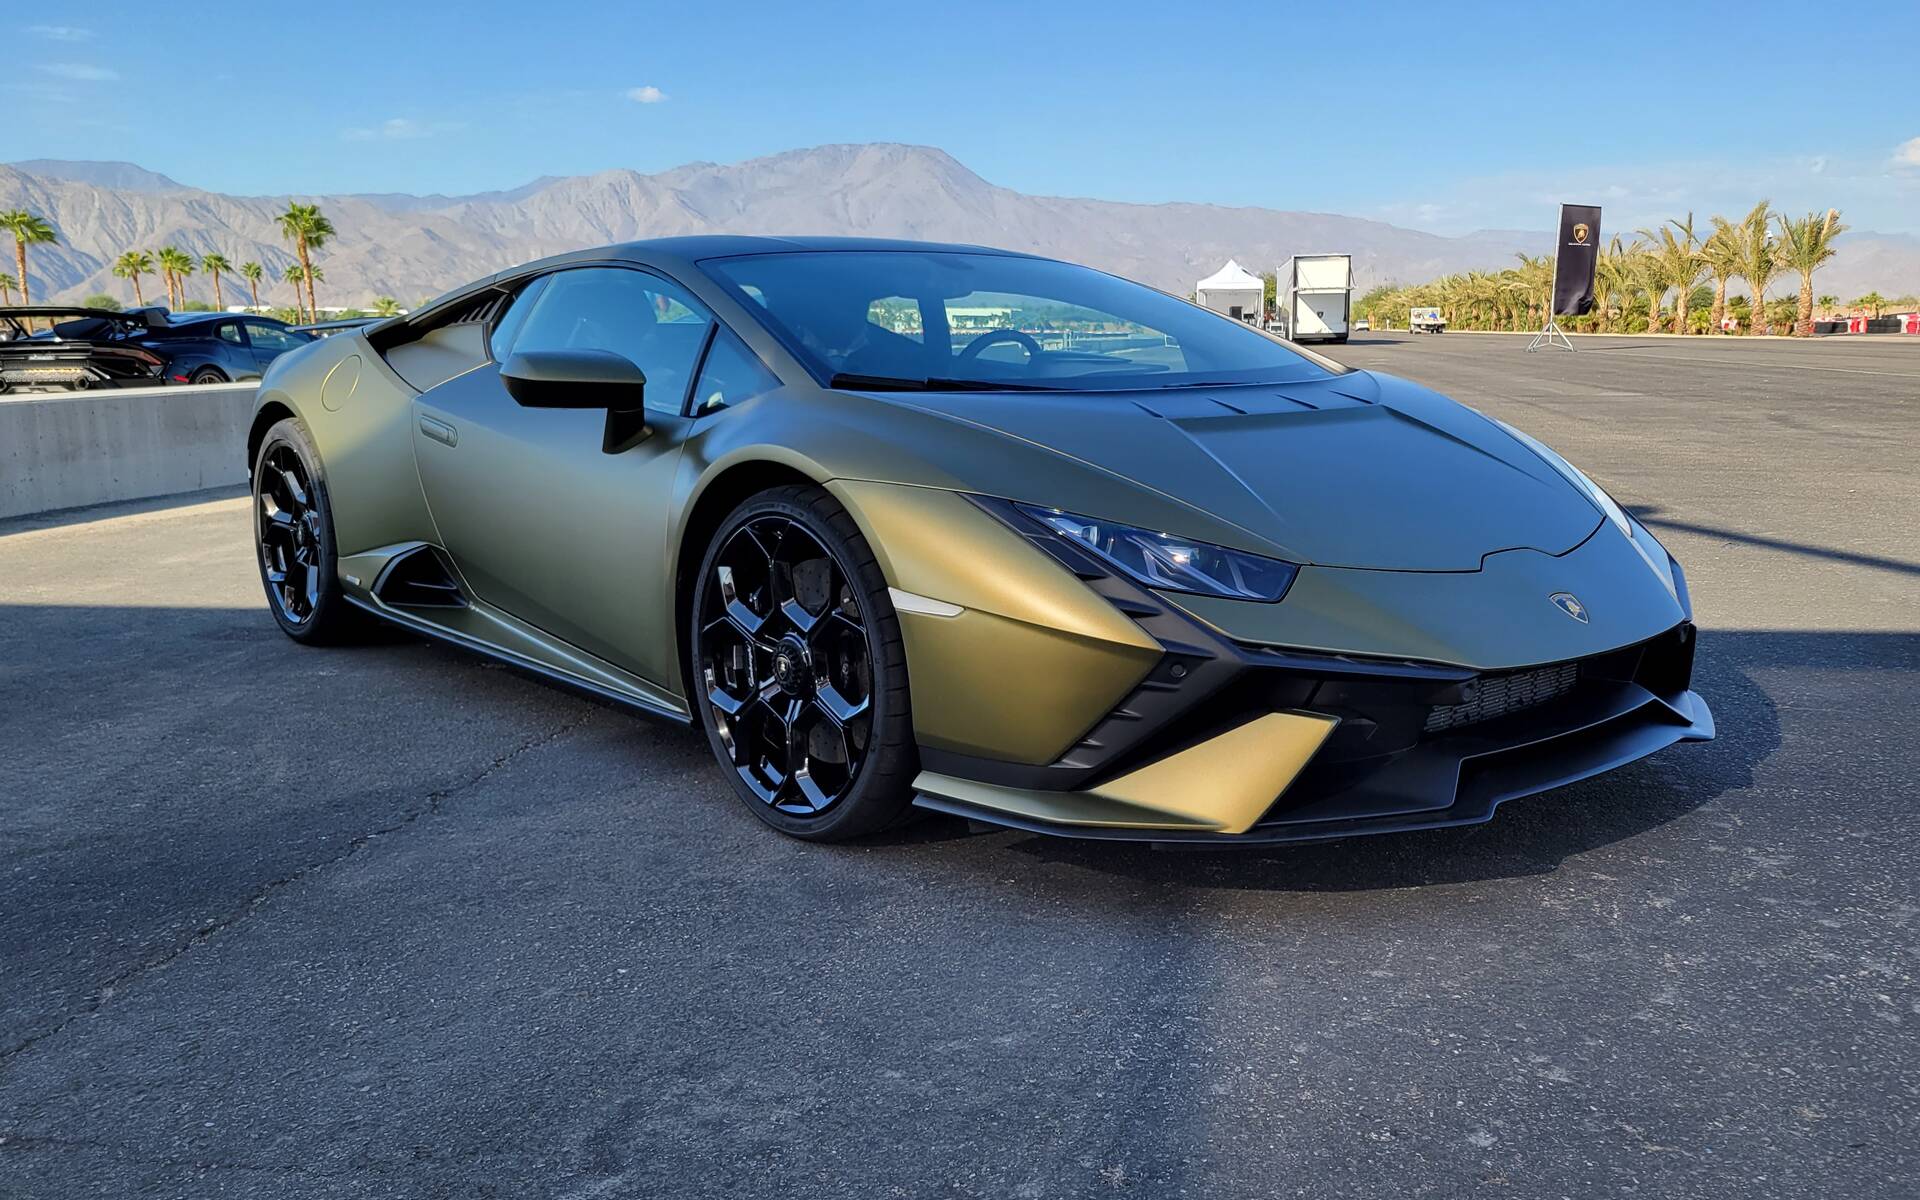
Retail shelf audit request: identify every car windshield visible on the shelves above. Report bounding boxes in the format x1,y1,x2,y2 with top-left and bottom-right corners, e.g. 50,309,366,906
702,251,1343,392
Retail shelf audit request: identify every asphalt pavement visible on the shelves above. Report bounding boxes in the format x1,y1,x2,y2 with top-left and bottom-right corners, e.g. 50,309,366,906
2,333,1916,1197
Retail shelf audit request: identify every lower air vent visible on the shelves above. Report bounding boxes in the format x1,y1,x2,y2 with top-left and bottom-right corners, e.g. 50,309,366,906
375,546,467,609
1423,662,1580,734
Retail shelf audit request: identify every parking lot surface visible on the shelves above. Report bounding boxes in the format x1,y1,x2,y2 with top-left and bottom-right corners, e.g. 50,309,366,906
3,334,1916,1197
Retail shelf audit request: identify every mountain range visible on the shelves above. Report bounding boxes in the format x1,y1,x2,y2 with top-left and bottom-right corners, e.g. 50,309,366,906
4,144,1915,308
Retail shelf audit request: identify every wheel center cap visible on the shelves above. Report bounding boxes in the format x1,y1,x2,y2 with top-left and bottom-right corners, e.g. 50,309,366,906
772,636,811,694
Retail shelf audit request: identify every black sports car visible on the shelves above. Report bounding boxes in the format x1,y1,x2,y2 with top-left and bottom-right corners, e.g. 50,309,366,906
0,306,313,392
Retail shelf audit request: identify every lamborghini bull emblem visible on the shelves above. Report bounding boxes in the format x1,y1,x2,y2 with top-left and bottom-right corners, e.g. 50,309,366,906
1550,592,1589,623
1572,223,1590,245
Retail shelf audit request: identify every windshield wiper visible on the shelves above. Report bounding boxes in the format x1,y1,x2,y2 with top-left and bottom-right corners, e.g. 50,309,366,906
829,372,1064,392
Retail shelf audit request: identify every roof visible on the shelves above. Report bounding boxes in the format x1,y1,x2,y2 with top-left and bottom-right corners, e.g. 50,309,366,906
374,235,1055,344
607,235,1038,262
1195,260,1265,292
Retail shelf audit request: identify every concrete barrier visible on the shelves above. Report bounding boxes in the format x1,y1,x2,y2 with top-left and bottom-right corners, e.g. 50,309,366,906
0,383,259,520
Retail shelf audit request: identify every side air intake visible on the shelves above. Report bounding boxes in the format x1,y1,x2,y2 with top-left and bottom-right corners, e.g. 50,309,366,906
374,546,467,609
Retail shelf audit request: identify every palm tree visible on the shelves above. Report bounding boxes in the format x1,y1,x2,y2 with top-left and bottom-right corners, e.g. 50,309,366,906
1510,254,1554,328
1853,291,1887,317
1700,218,1743,334
371,296,402,317
1729,202,1779,335
0,271,17,304
276,202,335,325
174,254,196,306
1623,243,1668,334
1,209,59,308
1590,240,1617,332
113,250,153,305
200,253,233,310
283,264,309,322
239,261,265,311
156,247,193,310
1774,209,1847,337
1637,214,1704,335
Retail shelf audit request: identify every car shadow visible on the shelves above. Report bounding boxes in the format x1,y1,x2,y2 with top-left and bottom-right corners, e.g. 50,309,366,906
890,629,1915,891
0,484,247,537
9,593,1900,897
1628,504,1920,578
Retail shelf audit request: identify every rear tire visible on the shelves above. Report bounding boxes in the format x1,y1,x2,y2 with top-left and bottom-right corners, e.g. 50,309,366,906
252,417,371,645
689,485,917,841
191,367,228,385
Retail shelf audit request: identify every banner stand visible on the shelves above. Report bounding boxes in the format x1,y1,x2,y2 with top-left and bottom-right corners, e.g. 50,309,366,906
1524,318,1575,353
1529,202,1602,354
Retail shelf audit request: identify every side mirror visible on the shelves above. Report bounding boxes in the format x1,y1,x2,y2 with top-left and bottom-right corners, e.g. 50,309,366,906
500,349,651,453
501,349,647,410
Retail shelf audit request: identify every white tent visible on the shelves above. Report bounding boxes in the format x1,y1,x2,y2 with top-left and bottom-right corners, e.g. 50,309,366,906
1194,259,1266,322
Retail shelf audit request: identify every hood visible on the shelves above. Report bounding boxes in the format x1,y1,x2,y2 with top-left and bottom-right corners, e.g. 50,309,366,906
869,371,1603,572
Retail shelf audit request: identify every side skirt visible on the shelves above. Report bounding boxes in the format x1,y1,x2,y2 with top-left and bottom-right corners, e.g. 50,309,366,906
343,594,693,726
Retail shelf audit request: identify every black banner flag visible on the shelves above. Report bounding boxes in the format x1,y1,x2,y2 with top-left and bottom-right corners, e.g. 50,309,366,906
1551,204,1602,317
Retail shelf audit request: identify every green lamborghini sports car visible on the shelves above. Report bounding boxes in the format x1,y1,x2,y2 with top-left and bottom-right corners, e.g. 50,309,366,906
249,237,1712,844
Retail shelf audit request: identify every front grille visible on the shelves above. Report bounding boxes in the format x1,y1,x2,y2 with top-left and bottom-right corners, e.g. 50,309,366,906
1423,662,1580,734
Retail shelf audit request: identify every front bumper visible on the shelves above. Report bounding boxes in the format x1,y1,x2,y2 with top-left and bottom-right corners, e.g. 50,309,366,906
909,498,1713,845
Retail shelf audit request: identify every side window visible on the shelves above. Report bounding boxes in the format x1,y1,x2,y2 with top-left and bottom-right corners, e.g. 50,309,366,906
246,322,300,351
690,328,782,415
488,275,548,362
215,322,244,345
512,267,714,414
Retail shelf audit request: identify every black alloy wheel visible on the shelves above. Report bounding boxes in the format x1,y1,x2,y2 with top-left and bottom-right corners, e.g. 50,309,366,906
692,486,915,840
258,442,324,626
252,417,367,644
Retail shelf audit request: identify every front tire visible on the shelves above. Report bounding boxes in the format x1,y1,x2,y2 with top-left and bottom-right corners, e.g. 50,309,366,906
252,417,369,644
690,485,917,841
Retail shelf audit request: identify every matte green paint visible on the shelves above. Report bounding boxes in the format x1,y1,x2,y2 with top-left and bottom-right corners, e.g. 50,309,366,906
252,237,1698,797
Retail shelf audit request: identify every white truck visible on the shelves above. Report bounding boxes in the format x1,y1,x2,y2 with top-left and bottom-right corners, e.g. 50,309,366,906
1275,254,1352,344
1410,306,1446,334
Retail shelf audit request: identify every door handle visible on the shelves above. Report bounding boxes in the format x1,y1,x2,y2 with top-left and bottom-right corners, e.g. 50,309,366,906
419,415,459,447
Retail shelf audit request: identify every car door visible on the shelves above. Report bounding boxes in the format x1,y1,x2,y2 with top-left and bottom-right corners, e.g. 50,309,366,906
243,321,308,375
410,265,714,685
210,320,254,377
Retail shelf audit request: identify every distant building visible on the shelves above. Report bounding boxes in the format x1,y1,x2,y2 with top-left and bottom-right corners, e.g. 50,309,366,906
947,306,1014,330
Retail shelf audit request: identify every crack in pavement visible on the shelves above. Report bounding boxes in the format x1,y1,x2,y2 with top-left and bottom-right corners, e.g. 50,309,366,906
0,709,600,1072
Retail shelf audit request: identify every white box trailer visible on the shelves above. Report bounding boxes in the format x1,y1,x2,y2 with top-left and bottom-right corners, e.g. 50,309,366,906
1277,254,1352,344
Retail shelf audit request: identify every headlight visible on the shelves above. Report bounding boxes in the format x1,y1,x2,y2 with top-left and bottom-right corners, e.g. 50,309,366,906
1017,504,1298,602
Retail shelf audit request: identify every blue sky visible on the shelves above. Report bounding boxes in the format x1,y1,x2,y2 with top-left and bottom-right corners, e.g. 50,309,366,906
8,1,1919,235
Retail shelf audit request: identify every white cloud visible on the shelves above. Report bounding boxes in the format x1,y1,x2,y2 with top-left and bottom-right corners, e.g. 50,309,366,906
26,24,93,41
1893,137,1920,168
37,62,117,81
342,117,463,141
626,85,667,104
